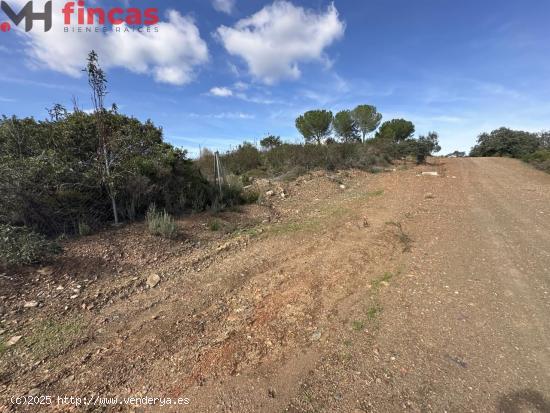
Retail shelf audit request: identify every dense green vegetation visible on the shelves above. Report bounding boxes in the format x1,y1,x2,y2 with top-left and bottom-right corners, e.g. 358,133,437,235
470,128,550,172
0,52,442,267
198,105,440,179
0,108,217,238
0,52,240,267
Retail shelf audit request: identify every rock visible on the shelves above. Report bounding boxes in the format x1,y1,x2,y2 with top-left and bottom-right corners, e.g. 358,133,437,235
339,184,346,189
424,193,435,199
28,388,40,397
265,190,275,197
310,330,322,341
6,335,22,347
70,294,79,299
23,301,39,308
56,286,64,290
37,267,53,276
268,388,276,398
216,243,231,252
146,273,161,289
421,171,439,176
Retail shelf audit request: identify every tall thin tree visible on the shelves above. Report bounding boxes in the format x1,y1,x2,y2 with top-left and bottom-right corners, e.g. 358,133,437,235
84,50,119,224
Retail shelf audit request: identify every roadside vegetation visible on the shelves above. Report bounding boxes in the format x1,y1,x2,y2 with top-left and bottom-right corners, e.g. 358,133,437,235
197,110,440,181
0,51,441,268
0,52,246,267
470,127,550,173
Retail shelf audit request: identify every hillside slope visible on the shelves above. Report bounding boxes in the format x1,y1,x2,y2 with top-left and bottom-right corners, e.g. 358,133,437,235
1,158,549,412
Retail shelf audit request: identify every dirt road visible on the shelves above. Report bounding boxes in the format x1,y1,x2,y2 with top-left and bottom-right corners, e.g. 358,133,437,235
1,157,549,412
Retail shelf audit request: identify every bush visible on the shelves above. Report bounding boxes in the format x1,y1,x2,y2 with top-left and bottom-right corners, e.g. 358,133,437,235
208,219,222,231
0,224,61,267
470,128,540,158
241,189,260,204
524,149,550,173
0,111,215,238
146,205,177,239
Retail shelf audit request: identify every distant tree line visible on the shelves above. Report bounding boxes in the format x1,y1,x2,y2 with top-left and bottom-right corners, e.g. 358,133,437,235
292,105,440,164
195,106,441,181
470,127,550,172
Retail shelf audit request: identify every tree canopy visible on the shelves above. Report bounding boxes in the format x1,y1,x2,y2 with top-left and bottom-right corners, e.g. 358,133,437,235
469,128,541,158
376,119,415,143
260,135,282,150
351,105,382,142
295,110,333,144
333,110,360,142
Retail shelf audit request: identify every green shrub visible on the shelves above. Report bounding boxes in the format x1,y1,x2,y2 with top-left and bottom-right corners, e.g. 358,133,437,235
208,219,222,231
524,149,550,173
146,205,177,239
470,128,540,158
0,224,61,267
241,189,260,204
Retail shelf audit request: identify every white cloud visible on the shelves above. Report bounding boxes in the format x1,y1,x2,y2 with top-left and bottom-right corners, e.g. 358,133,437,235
208,84,279,104
216,1,345,84
212,0,235,14
12,1,209,85
209,86,233,97
214,111,254,119
188,111,254,119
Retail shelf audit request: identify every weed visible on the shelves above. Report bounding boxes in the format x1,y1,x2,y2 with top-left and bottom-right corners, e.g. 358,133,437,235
26,318,85,360
368,189,385,197
208,219,222,231
241,190,260,204
146,204,178,239
372,271,397,290
367,304,382,320
0,224,61,267
385,221,412,252
352,320,365,331
0,340,7,357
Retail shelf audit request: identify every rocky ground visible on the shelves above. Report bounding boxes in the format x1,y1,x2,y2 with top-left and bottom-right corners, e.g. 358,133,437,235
0,157,549,412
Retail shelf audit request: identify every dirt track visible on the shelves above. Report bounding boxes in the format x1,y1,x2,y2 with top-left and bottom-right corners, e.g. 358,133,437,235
1,157,549,412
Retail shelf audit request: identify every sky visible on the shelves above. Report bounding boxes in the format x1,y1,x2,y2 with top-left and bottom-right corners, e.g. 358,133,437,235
1,0,549,156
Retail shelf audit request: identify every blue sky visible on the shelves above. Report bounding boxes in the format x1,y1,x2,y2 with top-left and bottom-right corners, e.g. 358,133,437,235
1,0,549,155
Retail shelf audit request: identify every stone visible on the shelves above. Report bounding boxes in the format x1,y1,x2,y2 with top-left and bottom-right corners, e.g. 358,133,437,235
37,267,53,276
6,335,22,346
339,184,346,189
28,388,40,397
23,301,39,308
265,190,275,197
421,171,439,176
310,330,322,341
146,273,161,289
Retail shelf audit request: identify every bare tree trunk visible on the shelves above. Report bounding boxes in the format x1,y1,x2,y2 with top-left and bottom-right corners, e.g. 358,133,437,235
101,134,118,224
110,194,118,224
